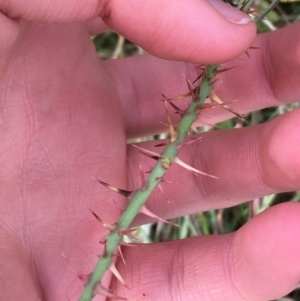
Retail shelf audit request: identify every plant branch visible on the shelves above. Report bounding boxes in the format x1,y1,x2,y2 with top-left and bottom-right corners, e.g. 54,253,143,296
78,65,218,301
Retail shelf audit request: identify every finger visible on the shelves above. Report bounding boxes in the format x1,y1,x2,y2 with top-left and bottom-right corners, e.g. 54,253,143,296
0,0,255,63
105,23,300,138
0,226,42,300
111,202,300,301
127,107,300,223
86,17,109,36
103,0,256,64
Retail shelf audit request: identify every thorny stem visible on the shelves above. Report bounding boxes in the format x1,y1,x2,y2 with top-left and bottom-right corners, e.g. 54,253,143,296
79,1,280,299
78,66,218,300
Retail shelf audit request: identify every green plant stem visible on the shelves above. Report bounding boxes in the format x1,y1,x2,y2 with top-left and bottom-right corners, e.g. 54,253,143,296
255,0,281,23
78,64,218,301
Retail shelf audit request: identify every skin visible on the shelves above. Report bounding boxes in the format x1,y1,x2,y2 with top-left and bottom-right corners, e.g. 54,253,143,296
0,0,300,300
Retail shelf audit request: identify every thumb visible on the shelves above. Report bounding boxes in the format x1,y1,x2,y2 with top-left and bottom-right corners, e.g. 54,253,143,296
1,0,255,64
103,0,256,63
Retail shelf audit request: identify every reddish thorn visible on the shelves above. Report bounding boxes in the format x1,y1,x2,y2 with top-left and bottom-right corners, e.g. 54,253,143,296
90,209,118,232
154,141,168,147
158,183,170,203
164,98,178,142
103,243,108,258
119,228,139,240
118,245,126,265
168,101,185,117
161,93,168,100
177,136,202,149
99,237,107,244
185,77,195,98
92,177,133,197
77,273,92,286
249,46,260,50
110,262,131,290
94,283,128,300
140,205,178,227
155,176,172,184
215,66,237,74
138,164,146,188
192,71,204,84
120,241,138,247
209,91,247,120
174,157,218,179
132,144,161,160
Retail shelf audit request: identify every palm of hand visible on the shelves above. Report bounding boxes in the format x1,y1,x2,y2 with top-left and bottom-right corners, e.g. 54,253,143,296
1,18,300,301
0,23,126,300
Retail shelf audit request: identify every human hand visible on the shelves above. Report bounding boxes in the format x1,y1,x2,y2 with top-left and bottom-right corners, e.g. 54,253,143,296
0,1,300,300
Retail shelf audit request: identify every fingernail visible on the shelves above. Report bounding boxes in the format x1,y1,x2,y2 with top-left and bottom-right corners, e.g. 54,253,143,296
208,0,252,24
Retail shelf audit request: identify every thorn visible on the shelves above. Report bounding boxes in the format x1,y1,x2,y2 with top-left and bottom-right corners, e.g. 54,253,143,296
161,86,197,101
214,66,237,74
192,71,204,84
110,262,131,290
249,46,260,50
140,205,178,227
90,209,118,232
177,137,202,149
174,157,218,179
209,91,247,119
78,273,92,286
92,177,133,198
94,283,128,300
120,241,139,247
158,183,170,203
119,228,139,240
196,64,205,70
132,144,161,160
138,166,149,192
185,77,195,99
161,93,169,101
118,245,126,265
209,78,218,86
99,237,107,244
196,102,225,113
164,98,178,142
246,46,260,58
138,164,146,187
156,177,172,184
239,0,251,11
154,141,168,147
168,100,186,117
159,121,169,128
102,242,109,258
